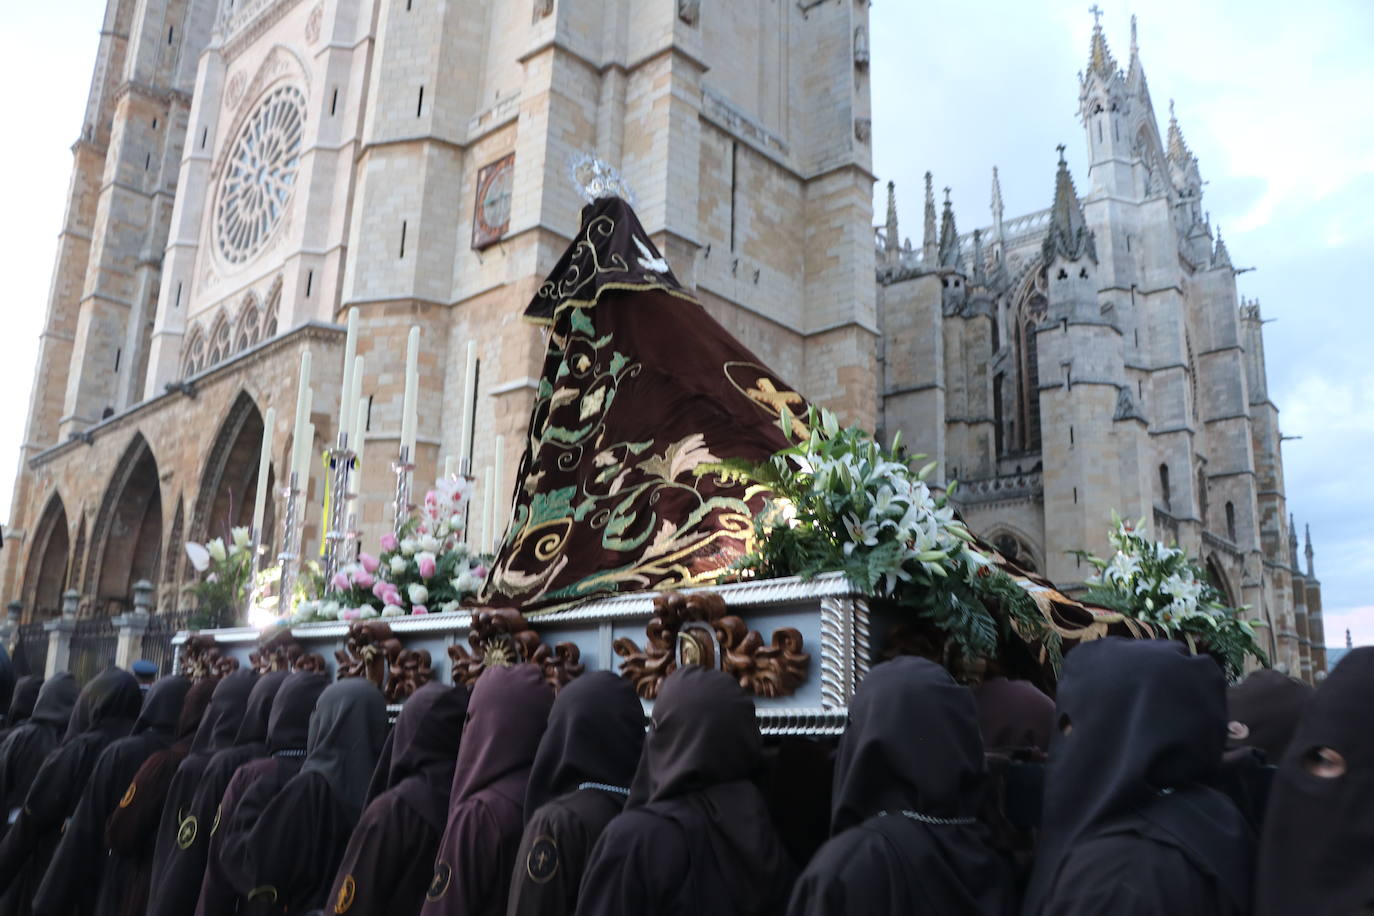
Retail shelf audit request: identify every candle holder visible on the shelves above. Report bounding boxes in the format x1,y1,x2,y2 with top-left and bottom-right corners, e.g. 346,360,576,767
276,472,303,622
392,445,415,535
322,433,356,582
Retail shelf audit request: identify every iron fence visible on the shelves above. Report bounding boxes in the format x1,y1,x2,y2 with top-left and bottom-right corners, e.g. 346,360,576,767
12,621,49,678
69,617,118,685
142,610,193,676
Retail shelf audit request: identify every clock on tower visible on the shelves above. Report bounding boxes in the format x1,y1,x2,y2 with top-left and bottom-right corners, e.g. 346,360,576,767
471,153,515,250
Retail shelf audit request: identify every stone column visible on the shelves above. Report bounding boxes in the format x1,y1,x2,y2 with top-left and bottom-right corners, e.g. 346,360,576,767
113,580,154,670
44,590,80,678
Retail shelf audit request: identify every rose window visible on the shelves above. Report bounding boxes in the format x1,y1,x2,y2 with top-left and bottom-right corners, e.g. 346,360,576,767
214,85,306,264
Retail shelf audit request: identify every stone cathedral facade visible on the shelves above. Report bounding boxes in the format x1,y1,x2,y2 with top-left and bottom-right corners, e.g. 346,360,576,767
876,19,1324,679
2,4,1324,679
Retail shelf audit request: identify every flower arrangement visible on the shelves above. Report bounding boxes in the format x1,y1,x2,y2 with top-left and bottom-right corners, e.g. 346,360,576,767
1077,515,1267,681
714,406,1060,676
292,476,490,624
184,527,256,629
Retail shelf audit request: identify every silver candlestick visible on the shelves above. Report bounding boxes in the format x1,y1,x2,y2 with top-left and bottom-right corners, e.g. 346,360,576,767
392,445,415,535
276,471,302,620
322,433,355,582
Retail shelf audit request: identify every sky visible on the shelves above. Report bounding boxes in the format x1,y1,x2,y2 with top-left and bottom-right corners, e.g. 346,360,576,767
1,1,1370,647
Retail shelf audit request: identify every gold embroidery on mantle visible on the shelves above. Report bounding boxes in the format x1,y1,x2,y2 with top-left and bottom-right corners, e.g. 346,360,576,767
613,591,810,699
447,608,584,690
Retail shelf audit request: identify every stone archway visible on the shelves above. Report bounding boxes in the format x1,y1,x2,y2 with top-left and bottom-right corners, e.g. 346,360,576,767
1206,555,1236,608
192,392,275,551
23,494,70,620
87,434,164,617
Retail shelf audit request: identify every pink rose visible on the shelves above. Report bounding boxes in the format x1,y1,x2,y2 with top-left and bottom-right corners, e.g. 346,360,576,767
331,572,351,592
371,580,390,601
418,555,437,579
473,565,488,580
411,604,429,615
382,585,403,607
352,570,375,590
380,532,399,552
358,552,380,574
340,608,361,621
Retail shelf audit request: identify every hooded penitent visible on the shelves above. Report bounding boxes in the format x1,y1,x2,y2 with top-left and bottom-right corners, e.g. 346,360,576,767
479,196,804,612
0,667,142,916
973,676,1055,755
1022,638,1253,916
508,671,645,916
2,676,42,735
0,675,77,839
33,673,192,916
1226,667,1314,762
325,680,470,916
421,664,554,916
220,677,387,914
102,676,219,916
576,665,796,916
1255,647,1374,916
147,669,283,916
194,670,327,916
788,657,1013,916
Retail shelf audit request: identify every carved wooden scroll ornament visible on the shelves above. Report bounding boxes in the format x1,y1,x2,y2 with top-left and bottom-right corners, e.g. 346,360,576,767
613,591,810,699
335,621,403,688
386,648,436,703
448,608,584,690
250,629,327,674
178,635,240,680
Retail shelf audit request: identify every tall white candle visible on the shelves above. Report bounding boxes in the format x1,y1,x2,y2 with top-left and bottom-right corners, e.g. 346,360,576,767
400,326,420,458
251,406,276,540
338,308,358,444
349,354,364,434
292,350,312,479
458,340,477,472
297,420,315,487
444,455,455,479
352,395,368,523
491,435,505,551
480,465,494,555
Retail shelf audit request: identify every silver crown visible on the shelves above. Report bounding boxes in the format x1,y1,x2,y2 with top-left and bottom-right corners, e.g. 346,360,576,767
568,153,636,206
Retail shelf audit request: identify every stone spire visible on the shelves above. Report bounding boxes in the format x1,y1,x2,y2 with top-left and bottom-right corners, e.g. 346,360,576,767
1212,225,1233,269
971,228,986,285
1167,99,1194,166
1087,5,1118,78
922,172,938,264
1126,14,1149,97
1305,523,1315,577
938,187,960,269
1289,513,1300,569
884,180,900,265
990,166,1005,240
1042,145,1097,264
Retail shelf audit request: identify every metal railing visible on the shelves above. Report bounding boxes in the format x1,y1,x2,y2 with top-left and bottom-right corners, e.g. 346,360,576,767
69,617,118,684
142,610,193,676
12,621,48,677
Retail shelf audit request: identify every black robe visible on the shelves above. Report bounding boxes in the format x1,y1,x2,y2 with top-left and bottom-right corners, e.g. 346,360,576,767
1,676,42,736
788,656,1013,916
1226,667,1314,762
147,669,286,916
325,680,469,916
32,674,192,916
194,671,327,916
220,678,386,914
1021,638,1253,916
0,668,142,916
973,676,1055,756
575,666,796,916
102,677,219,916
0,675,77,839
421,664,553,916
508,671,644,916
1255,646,1374,915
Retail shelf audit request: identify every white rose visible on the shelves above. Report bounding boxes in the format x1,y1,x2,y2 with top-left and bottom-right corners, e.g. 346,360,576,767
417,534,441,554
389,555,409,575
320,601,341,619
407,583,429,605
453,571,477,594
381,604,406,618
449,514,464,531
400,537,418,556
440,600,462,614
206,538,228,563
358,605,379,619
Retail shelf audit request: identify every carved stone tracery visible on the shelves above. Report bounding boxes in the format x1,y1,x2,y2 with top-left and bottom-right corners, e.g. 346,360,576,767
448,608,584,690
613,592,810,699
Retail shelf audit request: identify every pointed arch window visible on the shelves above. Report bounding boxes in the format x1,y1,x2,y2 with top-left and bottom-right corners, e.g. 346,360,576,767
1226,501,1237,542
262,278,281,340
182,327,207,378
1196,465,1208,524
208,315,232,366
234,298,261,353
1013,267,1048,453
1159,463,1172,510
